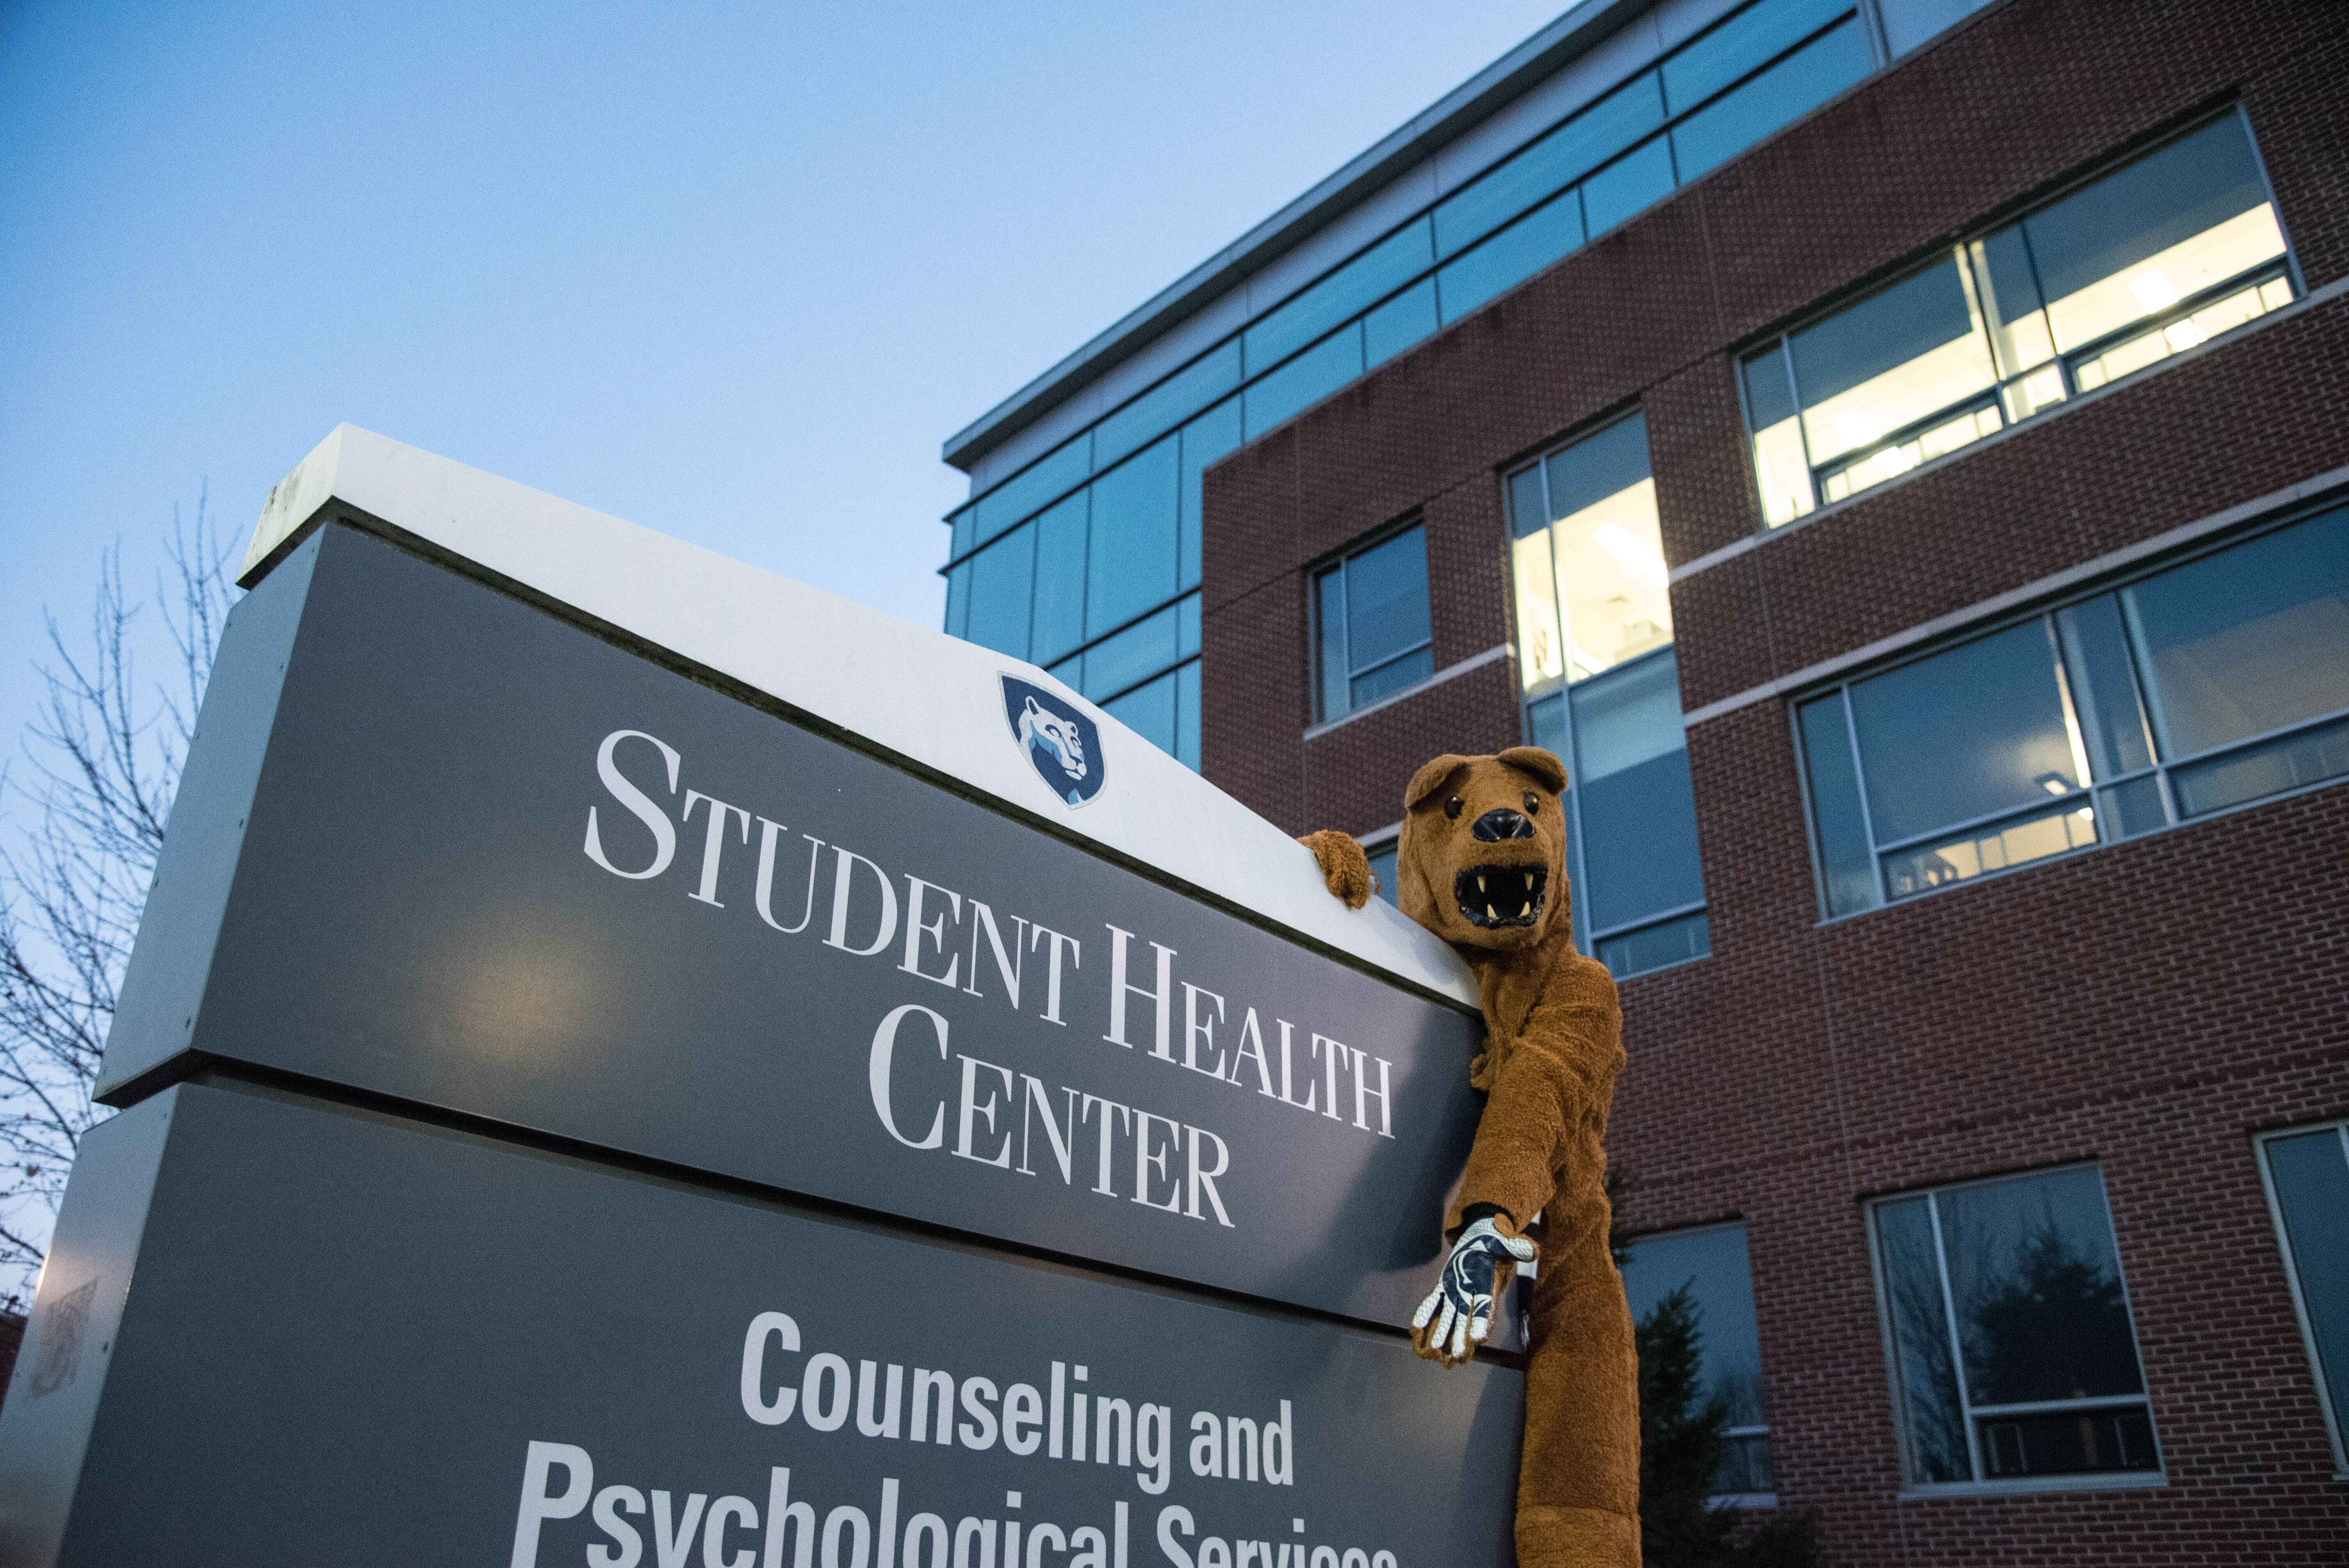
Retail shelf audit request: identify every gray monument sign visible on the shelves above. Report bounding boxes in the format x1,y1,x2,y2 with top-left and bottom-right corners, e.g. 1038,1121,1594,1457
0,428,1520,1566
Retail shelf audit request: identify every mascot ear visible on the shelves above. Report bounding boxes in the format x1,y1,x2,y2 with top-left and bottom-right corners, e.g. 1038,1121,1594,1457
1404,754,1472,812
1497,746,1568,794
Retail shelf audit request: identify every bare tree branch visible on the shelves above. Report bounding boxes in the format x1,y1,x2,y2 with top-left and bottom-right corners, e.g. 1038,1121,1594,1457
0,490,235,1304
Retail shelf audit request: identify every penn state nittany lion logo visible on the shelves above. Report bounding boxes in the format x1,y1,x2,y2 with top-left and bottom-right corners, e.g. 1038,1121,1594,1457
1000,676,1105,807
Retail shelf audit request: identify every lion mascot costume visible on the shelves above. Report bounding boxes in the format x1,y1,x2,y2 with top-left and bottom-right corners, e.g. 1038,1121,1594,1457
1302,746,1638,1568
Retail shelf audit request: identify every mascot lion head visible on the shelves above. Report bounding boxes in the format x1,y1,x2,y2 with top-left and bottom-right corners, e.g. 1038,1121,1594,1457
1395,747,1570,951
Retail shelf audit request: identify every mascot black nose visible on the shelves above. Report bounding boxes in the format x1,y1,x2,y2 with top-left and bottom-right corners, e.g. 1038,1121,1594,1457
1472,808,1535,842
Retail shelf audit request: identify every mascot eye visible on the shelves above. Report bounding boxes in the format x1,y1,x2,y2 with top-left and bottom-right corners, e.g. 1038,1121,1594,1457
1524,792,1541,815
1445,796,1463,820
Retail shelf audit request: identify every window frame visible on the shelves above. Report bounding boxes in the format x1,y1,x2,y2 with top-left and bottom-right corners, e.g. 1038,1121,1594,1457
1618,1219,1779,1509
1736,104,2302,528
1504,412,1710,978
1862,1162,2167,1497
1309,520,1436,724
2253,1119,2349,1479
1789,498,2349,923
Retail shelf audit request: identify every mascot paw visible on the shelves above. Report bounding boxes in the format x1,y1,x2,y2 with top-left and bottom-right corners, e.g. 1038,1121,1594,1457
1297,830,1372,909
1411,1214,1535,1365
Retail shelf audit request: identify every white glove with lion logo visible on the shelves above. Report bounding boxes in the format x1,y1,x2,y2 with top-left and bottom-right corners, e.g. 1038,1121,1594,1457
1412,1213,1536,1363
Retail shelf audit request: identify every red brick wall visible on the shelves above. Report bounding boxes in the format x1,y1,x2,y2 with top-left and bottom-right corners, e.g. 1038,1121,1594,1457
1196,0,2349,1560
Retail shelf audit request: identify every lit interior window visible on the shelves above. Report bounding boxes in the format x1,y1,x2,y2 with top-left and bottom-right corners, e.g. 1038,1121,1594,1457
1511,416,1672,695
2044,206,2288,355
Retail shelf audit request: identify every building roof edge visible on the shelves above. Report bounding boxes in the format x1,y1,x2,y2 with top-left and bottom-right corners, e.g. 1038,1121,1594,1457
940,0,1644,474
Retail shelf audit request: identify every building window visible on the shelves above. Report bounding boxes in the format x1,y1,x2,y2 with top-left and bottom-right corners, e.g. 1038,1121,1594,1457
1743,109,2296,525
1362,834,1400,907
1797,503,2349,916
1312,526,1434,721
1508,415,1708,978
1621,1224,1776,1504
2256,1122,2349,1475
1869,1166,2160,1490
943,0,1904,607
941,400,1238,772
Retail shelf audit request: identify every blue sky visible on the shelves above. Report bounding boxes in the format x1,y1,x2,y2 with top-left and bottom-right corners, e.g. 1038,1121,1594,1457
2,0,1564,781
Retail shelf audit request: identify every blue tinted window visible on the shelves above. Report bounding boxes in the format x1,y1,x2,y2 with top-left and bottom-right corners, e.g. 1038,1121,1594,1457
1094,341,1244,471
1848,621,2077,844
1364,278,1438,370
1741,346,1799,427
1434,73,1664,258
1345,528,1431,672
1798,693,1875,915
949,507,975,561
1581,136,1677,237
1176,659,1201,772
1544,412,1651,521
1437,187,1584,322
1178,398,1243,593
1873,1196,1969,1483
1245,220,1433,374
1353,647,1434,708
2123,506,2349,759
1316,567,1349,722
2054,596,2154,779
1620,1226,1768,1429
974,435,1089,545
2264,1129,2349,1454
1597,911,1710,978
1105,668,1178,756
1178,591,1200,660
1086,436,1180,638
1940,1168,2145,1405
1572,652,1703,933
945,559,971,639
1508,465,1548,540
2021,115,2271,309
1663,0,1854,114
965,525,1035,658
1082,602,1181,701
1670,17,1870,181
1030,491,1090,665
1881,0,1996,56
1317,526,1433,720
1876,1169,2157,1486
1790,255,1975,410
1244,324,1364,438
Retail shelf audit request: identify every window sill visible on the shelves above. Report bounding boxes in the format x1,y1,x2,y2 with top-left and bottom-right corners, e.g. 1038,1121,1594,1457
1709,1492,1777,1511
1303,643,1511,740
1898,1471,2166,1500
1676,269,2349,586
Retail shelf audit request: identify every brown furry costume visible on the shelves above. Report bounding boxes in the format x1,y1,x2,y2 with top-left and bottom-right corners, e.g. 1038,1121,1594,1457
1302,746,1639,1568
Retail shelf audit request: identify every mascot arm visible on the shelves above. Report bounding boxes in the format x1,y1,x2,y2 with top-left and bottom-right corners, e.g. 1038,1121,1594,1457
1445,971,1625,1237
1297,829,1372,910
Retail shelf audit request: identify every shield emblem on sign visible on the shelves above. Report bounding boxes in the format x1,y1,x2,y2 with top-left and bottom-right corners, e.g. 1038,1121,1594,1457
1002,676,1105,807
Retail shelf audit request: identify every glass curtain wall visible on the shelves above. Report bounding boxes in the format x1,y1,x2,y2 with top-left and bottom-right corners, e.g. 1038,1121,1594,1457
946,0,1890,685
1797,503,2349,916
1621,1225,1777,1499
2257,1122,2349,1475
943,400,1239,769
1870,1166,2159,1488
1510,414,1708,978
1743,110,2296,525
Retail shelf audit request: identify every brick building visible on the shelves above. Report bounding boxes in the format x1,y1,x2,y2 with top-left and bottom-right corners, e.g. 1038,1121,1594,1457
936,0,2349,1561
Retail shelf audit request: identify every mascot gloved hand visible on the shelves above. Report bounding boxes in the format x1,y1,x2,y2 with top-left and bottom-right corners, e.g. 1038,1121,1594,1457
1412,1207,1535,1365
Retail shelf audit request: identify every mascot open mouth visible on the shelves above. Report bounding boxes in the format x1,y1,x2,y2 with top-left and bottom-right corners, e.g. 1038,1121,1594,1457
1454,864,1547,929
